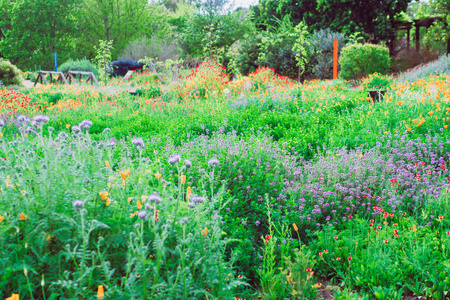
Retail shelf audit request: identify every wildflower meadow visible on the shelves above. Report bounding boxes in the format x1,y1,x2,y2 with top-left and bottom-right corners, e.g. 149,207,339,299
2,56,450,300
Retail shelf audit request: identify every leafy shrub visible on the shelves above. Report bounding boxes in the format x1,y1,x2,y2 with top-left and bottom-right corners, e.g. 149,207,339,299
257,17,310,79
58,58,99,77
339,43,390,80
0,59,22,86
361,73,392,90
232,36,262,76
308,29,348,79
135,84,162,98
109,58,145,77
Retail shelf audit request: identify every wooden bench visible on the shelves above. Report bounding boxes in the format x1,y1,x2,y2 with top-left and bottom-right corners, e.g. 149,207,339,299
34,71,68,86
66,71,101,88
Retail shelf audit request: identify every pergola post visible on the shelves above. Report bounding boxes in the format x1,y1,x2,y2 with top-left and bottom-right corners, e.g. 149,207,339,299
415,20,420,51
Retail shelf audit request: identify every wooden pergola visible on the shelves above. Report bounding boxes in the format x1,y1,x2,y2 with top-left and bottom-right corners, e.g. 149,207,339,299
392,17,450,54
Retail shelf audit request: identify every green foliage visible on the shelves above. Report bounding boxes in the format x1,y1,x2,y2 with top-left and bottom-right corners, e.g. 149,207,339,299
58,58,99,76
258,16,310,79
135,84,162,98
0,126,245,299
94,40,114,86
180,7,253,62
0,0,79,70
0,59,22,86
231,35,262,76
361,73,392,90
339,43,390,80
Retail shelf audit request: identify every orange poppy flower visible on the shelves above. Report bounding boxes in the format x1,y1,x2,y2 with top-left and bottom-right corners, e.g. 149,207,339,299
99,191,109,200
105,161,110,168
201,227,208,236
6,294,19,300
19,213,27,220
97,285,104,299
120,170,130,180
181,174,186,184
293,223,298,231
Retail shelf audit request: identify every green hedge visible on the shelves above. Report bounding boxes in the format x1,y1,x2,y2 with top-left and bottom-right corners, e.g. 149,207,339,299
339,43,390,80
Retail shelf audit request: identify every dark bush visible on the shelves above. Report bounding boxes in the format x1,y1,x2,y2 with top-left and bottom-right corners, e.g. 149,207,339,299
109,58,145,77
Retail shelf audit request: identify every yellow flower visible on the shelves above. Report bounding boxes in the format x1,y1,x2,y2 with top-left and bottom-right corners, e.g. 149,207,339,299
20,190,26,196
155,173,162,179
105,161,110,168
99,191,109,200
97,285,104,299
120,169,130,180
66,124,71,129
19,213,27,220
181,174,186,184
137,200,142,209
6,293,19,300
293,223,298,231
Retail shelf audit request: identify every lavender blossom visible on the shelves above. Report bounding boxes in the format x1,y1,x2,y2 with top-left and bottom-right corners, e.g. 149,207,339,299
132,137,145,149
208,157,220,168
148,194,162,204
168,154,181,165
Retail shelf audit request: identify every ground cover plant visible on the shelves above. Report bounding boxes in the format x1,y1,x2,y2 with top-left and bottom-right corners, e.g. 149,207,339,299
2,56,450,299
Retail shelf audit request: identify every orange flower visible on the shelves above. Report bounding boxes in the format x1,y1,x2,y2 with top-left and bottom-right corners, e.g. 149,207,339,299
105,161,110,168
6,294,19,300
19,213,27,220
137,200,142,209
155,173,162,179
97,285,104,299
127,197,132,203
99,191,109,200
130,211,137,218
293,223,298,231
428,111,434,116
105,198,111,206
445,125,448,129
120,170,130,180
46,234,53,242
0,215,4,222
66,124,70,129
397,101,403,106
201,227,208,236
186,186,192,200
181,174,186,184
412,225,417,232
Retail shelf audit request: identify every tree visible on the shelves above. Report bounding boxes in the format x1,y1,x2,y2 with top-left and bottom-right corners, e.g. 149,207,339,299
180,0,253,61
77,0,174,59
252,0,413,44
0,0,81,69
